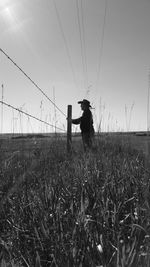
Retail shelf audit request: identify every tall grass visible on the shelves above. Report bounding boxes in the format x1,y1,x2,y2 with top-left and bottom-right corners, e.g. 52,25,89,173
0,137,150,266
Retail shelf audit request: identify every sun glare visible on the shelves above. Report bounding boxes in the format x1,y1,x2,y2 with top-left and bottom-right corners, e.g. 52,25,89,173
1,3,15,25
4,6,13,20
1,2,22,32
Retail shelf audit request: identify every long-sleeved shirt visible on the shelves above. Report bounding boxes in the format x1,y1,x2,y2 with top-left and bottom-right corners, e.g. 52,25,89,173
72,109,94,134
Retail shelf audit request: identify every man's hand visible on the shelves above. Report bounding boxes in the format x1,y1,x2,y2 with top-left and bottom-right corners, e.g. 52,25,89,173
66,117,72,123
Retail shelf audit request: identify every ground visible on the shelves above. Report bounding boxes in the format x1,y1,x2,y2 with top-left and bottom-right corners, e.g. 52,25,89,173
0,132,150,266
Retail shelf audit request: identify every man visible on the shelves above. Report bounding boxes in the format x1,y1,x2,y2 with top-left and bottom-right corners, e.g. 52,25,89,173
71,99,94,151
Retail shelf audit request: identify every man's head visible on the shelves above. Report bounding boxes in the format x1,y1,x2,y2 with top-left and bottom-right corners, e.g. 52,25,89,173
78,99,91,110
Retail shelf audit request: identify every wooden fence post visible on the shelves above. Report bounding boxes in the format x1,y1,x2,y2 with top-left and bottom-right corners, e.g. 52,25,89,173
67,105,72,152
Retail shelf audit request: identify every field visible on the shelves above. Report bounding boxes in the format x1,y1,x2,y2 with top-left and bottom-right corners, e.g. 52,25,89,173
0,132,150,267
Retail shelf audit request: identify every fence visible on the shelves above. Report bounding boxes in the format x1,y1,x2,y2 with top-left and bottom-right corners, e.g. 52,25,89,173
0,48,74,152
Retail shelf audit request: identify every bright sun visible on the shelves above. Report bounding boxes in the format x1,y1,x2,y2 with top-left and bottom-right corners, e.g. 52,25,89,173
2,2,20,31
4,6,13,19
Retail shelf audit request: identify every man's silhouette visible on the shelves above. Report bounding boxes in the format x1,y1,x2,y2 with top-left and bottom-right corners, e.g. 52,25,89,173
71,99,94,151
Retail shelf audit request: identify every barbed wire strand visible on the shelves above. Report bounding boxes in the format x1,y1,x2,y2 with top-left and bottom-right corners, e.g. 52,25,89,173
0,100,66,132
76,0,86,91
52,0,79,91
81,0,88,93
0,48,67,118
95,0,107,94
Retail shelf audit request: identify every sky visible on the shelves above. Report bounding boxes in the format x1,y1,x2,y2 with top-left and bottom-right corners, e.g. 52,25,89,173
0,0,150,133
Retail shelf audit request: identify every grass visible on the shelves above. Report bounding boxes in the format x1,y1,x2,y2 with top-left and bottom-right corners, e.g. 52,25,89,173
0,136,150,266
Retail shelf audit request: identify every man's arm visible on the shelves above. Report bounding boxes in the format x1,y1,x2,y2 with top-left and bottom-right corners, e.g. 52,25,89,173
72,117,81,125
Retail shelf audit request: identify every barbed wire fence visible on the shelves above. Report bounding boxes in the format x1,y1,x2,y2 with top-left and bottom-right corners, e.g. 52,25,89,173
0,100,66,133
0,48,72,156
0,48,68,135
0,101,68,156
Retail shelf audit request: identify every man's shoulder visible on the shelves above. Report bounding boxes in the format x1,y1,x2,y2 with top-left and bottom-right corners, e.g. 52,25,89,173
83,109,91,115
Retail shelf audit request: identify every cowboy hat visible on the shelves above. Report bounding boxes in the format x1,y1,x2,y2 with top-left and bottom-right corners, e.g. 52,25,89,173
78,99,91,107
